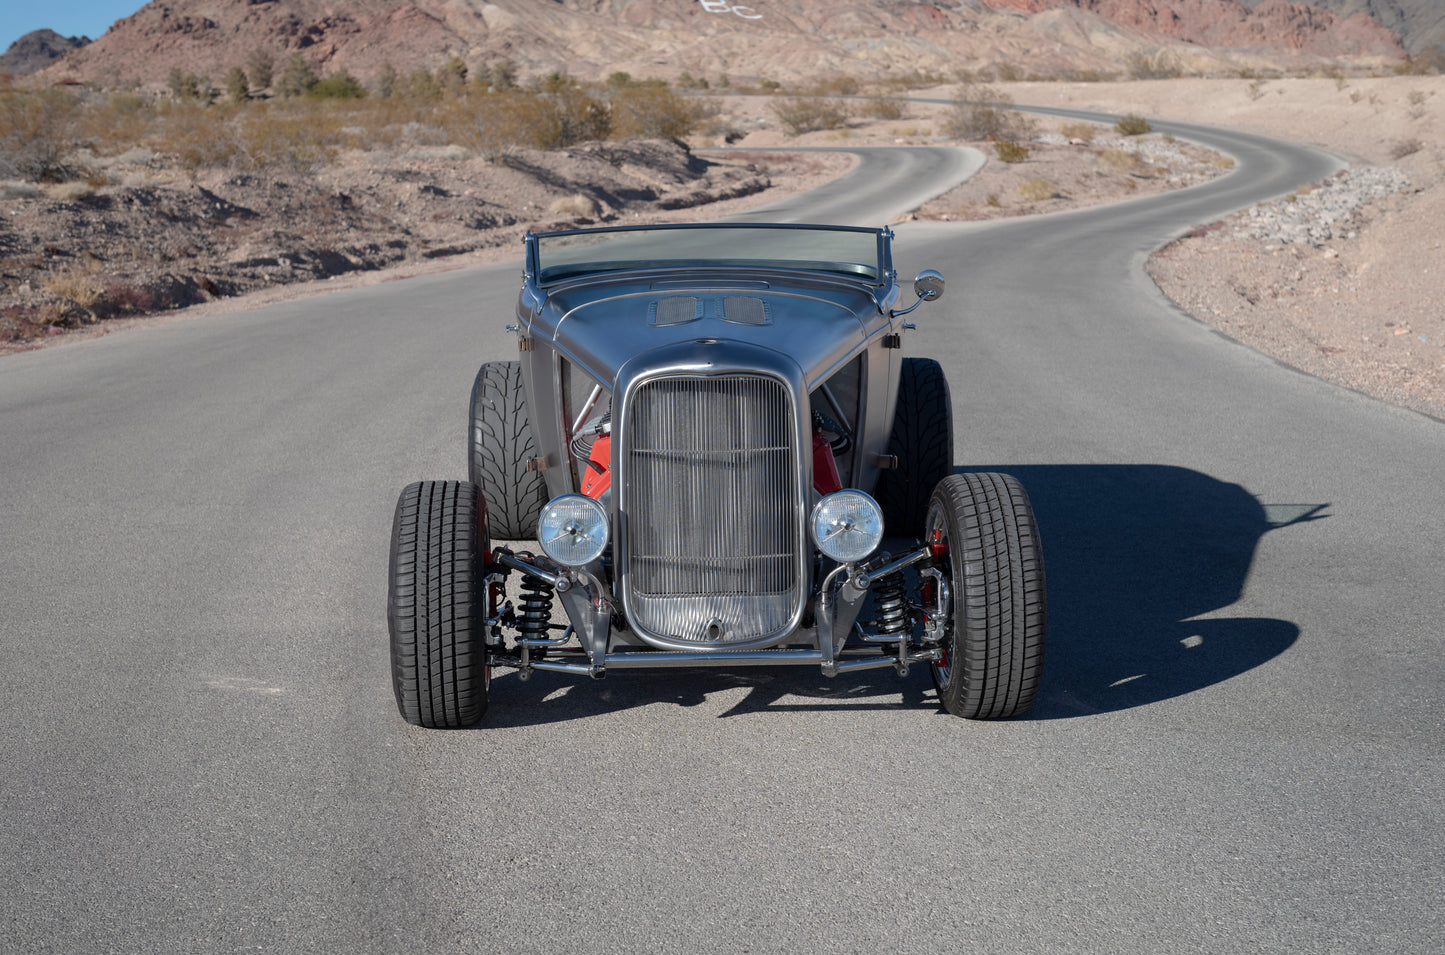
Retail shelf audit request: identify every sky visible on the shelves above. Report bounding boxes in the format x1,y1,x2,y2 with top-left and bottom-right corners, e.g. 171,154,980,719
1,1,143,52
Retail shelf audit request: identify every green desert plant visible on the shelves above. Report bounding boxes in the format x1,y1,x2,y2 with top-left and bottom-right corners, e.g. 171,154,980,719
994,141,1029,163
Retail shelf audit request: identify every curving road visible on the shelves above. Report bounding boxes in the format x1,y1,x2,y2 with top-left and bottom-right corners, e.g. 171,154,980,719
1,114,1441,953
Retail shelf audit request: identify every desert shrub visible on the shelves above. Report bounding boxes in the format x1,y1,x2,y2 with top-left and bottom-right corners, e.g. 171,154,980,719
1114,113,1152,136
549,193,600,218
676,71,709,90
42,263,104,320
277,55,319,98
486,60,517,91
225,67,250,103
0,83,80,181
606,71,634,90
41,181,96,202
1059,121,1096,142
540,88,611,146
375,63,398,99
309,70,366,100
995,62,1024,83
246,50,275,90
1390,138,1423,159
437,56,468,95
943,82,1036,141
770,96,850,135
1125,51,1183,80
1019,178,1057,202
810,76,859,96
610,86,696,139
985,192,1001,208
402,70,442,104
861,96,906,120
1101,148,1141,174
994,140,1029,163
230,105,342,173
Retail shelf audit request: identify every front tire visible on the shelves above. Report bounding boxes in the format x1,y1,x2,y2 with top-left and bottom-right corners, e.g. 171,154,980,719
387,480,489,728
876,357,953,533
469,361,547,540
928,472,1046,719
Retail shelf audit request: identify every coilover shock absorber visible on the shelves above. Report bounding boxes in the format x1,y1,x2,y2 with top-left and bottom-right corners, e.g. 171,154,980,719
873,572,908,636
517,577,554,642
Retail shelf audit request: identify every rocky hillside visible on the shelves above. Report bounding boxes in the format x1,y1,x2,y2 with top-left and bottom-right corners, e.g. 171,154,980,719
36,0,1405,89
0,29,91,75
1236,0,1445,53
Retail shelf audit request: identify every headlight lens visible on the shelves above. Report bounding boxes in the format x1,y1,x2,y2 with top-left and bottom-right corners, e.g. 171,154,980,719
537,494,609,567
810,490,884,563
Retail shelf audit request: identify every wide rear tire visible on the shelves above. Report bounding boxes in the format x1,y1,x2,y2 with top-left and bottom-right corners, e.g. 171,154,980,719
876,357,953,534
387,480,489,728
469,361,547,540
927,472,1046,719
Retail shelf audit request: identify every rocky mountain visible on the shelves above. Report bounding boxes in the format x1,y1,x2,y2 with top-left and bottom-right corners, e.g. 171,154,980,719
1235,0,1445,53
36,0,1405,89
1,29,91,75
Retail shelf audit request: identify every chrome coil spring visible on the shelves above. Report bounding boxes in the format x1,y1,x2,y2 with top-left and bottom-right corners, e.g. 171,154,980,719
517,577,554,641
874,572,908,635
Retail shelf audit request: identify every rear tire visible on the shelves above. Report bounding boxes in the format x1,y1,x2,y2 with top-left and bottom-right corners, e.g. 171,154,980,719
876,357,953,534
387,480,489,728
927,472,1046,719
469,361,546,540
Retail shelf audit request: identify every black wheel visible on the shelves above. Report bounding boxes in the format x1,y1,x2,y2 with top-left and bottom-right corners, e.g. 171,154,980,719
469,361,546,540
927,472,1046,719
387,480,489,728
876,356,953,534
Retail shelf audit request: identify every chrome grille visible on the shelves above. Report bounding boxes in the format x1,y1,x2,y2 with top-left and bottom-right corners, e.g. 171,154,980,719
623,375,801,645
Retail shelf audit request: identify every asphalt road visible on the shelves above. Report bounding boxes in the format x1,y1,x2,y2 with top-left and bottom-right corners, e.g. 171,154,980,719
2,114,1441,953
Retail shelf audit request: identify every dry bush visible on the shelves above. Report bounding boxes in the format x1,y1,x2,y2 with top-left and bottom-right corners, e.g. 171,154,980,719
439,92,539,157
1018,178,1058,202
549,193,600,218
229,104,343,173
41,181,96,202
1101,149,1141,175
1114,113,1152,136
1059,122,1096,143
861,96,907,120
609,86,696,139
994,141,1029,163
770,96,850,135
42,263,104,321
0,82,80,181
1126,52,1183,80
1390,138,1423,159
943,82,1036,141
536,89,611,147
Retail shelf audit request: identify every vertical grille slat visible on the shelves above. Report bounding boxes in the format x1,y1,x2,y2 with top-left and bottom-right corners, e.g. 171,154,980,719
622,375,801,645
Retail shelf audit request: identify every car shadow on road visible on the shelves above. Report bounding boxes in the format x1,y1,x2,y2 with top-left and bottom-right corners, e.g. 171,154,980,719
970,464,1322,719
477,464,1321,726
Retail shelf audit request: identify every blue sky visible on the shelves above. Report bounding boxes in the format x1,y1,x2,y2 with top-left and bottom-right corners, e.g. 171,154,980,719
2,1,143,52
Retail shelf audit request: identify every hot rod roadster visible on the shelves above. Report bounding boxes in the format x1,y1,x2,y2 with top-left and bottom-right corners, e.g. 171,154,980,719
387,222,1045,727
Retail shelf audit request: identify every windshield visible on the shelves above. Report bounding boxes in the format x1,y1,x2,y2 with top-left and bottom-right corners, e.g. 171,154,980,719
531,224,886,285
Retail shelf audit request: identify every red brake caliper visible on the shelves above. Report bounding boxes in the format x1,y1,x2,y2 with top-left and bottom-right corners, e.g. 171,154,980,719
927,528,949,666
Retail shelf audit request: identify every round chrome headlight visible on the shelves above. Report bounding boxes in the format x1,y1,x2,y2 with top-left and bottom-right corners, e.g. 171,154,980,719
810,490,884,563
537,494,609,567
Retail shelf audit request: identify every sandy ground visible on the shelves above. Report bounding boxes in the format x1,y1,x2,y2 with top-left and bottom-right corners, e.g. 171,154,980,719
5,78,1443,423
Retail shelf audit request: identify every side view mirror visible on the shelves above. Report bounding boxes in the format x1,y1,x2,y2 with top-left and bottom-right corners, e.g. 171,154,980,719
891,269,946,318
914,269,945,302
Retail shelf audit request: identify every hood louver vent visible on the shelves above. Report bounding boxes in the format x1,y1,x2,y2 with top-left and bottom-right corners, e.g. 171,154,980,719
650,296,703,326
722,296,769,325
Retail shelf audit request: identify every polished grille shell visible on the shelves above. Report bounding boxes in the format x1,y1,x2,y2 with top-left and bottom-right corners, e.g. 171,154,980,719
618,372,807,649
